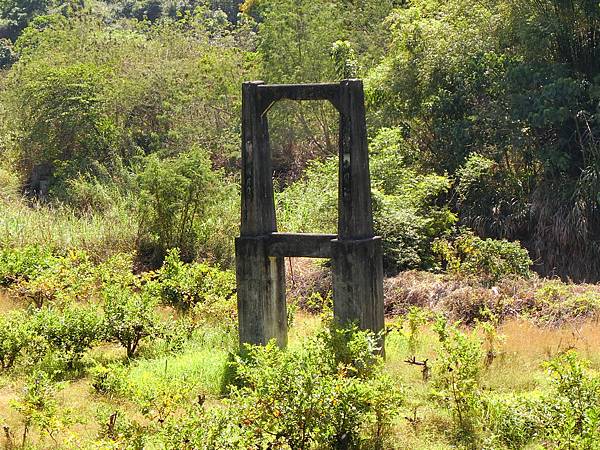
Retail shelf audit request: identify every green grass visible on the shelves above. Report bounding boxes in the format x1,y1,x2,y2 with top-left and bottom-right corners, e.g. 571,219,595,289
0,198,137,261
1,280,600,448
127,331,234,400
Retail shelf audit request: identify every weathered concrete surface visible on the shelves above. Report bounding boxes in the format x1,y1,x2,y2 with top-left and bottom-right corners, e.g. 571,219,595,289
236,79,384,350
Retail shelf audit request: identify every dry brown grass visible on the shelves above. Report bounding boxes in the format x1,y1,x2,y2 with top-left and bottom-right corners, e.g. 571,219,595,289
0,290,20,314
500,319,600,362
285,258,331,312
287,260,600,325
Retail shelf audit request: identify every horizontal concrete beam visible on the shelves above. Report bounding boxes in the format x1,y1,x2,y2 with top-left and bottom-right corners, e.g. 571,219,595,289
257,82,342,114
266,232,337,258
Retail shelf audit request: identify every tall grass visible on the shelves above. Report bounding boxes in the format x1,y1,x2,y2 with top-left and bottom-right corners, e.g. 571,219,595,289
0,198,137,260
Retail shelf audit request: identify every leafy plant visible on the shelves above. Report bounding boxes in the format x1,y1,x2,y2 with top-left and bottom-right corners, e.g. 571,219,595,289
31,305,102,370
154,248,236,313
10,371,69,447
102,284,159,359
91,364,128,398
0,245,55,287
434,229,532,284
0,310,31,370
218,326,402,450
137,147,224,264
406,306,429,356
433,316,484,442
15,249,96,308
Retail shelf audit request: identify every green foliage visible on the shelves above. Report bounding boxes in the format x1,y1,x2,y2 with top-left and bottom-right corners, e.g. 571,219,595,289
433,316,484,442
406,306,428,356
331,40,358,79
10,61,119,195
0,37,16,67
14,249,96,307
276,157,338,234
370,127,457,272
487,351,600,449
31,305,102,370
366,0,600,280
0,310,31,370
433,229,532,283
102,284,159,359
90,364,128,397
0,244,55,286
0,0,51,40
256,0,340,83
278,128,458,274
136,148,225,263
0,245,55,286
10,371,69,447
161,325,401,449
484,392,543,449
542,352,600,448
155,248,236,313
1,12,254,230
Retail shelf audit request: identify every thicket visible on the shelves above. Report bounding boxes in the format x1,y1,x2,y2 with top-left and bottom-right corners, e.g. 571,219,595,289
0,245,235,372
1,246,600,448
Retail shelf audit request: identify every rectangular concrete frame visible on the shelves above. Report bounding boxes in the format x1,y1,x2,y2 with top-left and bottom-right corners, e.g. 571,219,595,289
236,79,384,349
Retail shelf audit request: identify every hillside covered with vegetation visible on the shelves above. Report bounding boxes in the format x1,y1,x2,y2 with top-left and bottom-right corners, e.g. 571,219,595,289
0,0,599,448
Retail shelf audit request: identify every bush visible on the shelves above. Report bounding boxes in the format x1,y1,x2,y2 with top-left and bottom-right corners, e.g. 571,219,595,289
90,364,129,397
102,284,159,359
31,305,102,370
434,229,532,284
159,325,402,449
486,351,600,449
0,245,55,287
542,351,600,447
223,327,400,449
154,248,236,313
485,392,544,449
432,316,484,442
137,147,234,265
14,249,96,307
277,132,458,274
10,371,70,447
0,310,31,370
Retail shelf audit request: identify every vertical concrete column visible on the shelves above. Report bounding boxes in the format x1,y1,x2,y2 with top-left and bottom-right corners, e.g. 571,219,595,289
337,79,374,241
333,79,385,339
236,81,287,348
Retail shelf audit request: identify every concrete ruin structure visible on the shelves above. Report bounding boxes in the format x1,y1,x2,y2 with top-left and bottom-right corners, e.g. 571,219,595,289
236,79,384,348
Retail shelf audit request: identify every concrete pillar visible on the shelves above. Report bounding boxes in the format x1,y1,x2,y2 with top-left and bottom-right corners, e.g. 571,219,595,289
333,79,384,338
237,81,287,348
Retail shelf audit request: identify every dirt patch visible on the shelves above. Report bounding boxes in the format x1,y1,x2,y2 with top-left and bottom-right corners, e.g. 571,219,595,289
0,289,20,313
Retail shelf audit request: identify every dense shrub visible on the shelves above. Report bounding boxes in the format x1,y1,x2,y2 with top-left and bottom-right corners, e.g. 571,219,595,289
160,325,402,449
0,310,31,370
31,305,102,369
433,229,532,284
487,351,600,449
154,248,236,313
14,249,96,307
136,148,225,264
0,245,55,287
276,158,338,234
366,0,600,281
277,128,457,274
102,284,159,359
90,363,129,397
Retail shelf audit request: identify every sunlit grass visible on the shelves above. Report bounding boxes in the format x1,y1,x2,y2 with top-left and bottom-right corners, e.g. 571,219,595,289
0,198,137,260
